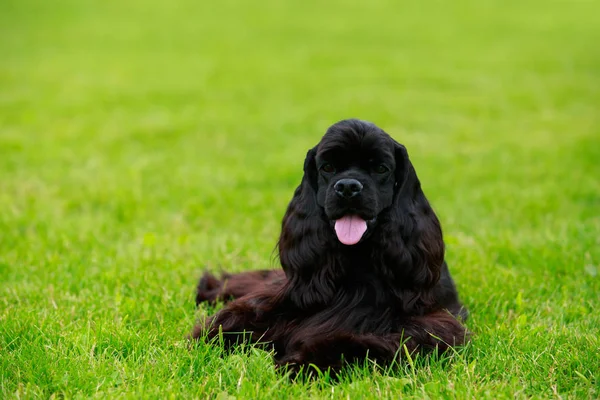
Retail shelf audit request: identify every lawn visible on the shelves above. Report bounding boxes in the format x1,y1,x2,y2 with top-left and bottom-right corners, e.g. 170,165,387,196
1,0,599,398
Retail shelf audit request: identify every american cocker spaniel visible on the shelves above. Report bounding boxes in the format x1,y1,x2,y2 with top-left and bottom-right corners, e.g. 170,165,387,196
191,119,468,374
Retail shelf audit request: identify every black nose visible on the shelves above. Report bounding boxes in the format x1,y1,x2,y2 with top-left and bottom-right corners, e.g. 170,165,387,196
334,179,363,199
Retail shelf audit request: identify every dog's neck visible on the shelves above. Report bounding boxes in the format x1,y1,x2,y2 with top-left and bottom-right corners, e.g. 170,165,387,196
282,241,436,313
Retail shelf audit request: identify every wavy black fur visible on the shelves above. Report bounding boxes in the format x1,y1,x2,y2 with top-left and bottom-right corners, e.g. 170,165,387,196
191,119,468,374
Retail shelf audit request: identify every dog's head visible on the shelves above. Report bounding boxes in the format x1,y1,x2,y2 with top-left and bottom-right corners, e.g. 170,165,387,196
311,120,400,244
279,119,444,302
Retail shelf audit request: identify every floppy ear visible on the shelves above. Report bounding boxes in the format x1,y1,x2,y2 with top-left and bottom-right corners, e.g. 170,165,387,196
378,142,444,289
278,146,324,275
277,146,335,306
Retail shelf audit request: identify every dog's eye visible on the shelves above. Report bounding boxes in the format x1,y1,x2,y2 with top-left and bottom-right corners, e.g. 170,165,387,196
320,163,336,174
374,164,389,174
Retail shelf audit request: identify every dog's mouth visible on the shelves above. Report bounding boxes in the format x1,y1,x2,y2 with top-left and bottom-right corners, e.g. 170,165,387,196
333,215,376,245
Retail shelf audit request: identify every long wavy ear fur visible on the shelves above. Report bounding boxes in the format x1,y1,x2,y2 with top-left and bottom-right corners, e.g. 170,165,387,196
277,146,336,308
278,147,323,276
378,142,444,289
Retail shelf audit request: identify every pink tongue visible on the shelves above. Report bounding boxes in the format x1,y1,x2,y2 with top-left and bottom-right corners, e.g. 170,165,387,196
334,215,368,245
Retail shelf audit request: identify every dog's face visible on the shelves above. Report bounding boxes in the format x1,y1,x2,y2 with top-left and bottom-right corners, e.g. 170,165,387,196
311,120,400,245
280,119,444,289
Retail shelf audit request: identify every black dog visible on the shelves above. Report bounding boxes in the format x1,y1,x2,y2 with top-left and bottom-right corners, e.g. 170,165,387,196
192,119,468,373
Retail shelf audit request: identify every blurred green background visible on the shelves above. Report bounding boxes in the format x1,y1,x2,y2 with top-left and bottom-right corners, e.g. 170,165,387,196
1,0,599,398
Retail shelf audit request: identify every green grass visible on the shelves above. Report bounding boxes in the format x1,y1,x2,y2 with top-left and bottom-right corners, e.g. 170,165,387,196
1,0,599,398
